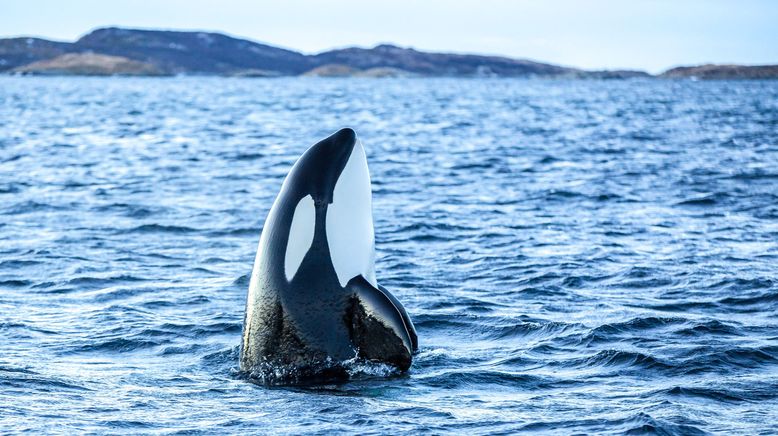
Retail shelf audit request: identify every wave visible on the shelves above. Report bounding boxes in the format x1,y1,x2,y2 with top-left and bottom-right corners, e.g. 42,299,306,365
0,321,58,335
92,202,162,218
706,277,774,291
718,290,778,307
36,275,150,294
576,349,673,371
125,224,200,234
231,273,251,287
0,279,32,287
414,369,560,390
484,320,574,340
0,259,41,268
675,192,731,206
0,182,27,193
2,200,66,214
682,345,778,374
207,227,260,236
663,386,753,403
71,337,164,353
0,367,91,392
673,319,742,337
578,316,686,344
518,412,706,435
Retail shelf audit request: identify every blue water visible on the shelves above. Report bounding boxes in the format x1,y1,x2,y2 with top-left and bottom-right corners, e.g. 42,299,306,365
1,77,778,434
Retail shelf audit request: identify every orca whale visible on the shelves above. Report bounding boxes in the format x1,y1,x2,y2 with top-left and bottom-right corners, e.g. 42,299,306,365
240,128,417,381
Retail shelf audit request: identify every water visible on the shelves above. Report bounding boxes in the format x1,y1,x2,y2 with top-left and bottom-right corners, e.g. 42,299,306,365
1,77,777,434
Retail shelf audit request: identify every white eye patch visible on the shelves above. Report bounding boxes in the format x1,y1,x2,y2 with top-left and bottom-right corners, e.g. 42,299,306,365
284,195,315,282
325,139,378,288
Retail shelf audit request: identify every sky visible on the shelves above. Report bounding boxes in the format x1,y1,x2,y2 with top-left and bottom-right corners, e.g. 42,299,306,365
1,0,776,73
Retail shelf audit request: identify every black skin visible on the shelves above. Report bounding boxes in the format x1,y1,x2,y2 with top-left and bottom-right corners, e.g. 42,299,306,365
240,128,417,383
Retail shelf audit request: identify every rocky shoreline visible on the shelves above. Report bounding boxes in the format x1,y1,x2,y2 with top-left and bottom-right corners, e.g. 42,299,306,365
12,52,165,76
1,27,775,79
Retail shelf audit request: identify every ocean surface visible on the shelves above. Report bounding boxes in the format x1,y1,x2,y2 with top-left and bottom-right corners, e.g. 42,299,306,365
1,76,777,434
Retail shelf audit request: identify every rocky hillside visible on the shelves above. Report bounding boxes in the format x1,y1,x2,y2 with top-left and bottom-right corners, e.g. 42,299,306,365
74,28,313,75
1,27,578,77
312,44,575,77
0,37,71,71
3,27,776,78
661,64,778,80
13,52,165,76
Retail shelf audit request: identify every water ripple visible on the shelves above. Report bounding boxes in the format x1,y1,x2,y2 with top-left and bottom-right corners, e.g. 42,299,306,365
2,77,778,433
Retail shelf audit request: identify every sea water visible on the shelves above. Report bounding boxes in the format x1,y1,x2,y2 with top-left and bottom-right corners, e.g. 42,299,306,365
1,77,777,434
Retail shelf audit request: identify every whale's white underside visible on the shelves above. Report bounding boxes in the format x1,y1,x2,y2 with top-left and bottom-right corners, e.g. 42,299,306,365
283,138,377,287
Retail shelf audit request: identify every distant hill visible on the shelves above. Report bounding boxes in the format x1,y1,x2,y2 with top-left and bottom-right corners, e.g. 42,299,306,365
0,37,72,70
1,27,776,79
74,28,313,75
0,27,580,77
661,64,778,80
312,44,574,77
572,70,653,79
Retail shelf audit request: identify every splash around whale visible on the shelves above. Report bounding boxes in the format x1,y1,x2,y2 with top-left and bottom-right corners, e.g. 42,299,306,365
239,128,418,384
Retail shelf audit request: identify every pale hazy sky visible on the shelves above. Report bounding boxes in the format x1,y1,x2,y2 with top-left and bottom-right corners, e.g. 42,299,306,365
2,0,776,73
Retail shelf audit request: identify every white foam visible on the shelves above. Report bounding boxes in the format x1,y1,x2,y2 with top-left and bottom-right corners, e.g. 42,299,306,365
326,138,377,288
284,195,316,282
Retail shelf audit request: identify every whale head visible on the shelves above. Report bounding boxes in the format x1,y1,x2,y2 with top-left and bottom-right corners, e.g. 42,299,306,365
262,127,377,289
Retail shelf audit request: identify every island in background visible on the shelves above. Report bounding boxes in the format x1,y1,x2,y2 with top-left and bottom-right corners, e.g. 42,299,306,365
1,27,775,79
